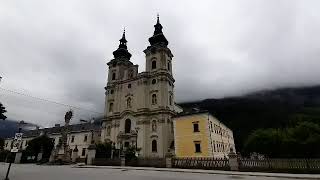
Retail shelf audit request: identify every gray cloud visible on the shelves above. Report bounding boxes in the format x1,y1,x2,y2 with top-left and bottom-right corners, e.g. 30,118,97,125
1,0,320,127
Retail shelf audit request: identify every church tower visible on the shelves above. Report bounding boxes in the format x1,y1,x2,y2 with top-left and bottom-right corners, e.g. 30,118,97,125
102,17,177,158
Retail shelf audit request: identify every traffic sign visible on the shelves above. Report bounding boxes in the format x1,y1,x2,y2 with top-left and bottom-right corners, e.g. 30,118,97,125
14,133,23,141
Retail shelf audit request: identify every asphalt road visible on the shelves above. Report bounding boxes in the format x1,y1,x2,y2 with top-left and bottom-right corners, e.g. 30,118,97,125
0,163,301,180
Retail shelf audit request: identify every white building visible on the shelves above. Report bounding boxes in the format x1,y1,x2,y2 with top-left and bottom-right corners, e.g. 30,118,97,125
4,122,101,159
101,17,181,158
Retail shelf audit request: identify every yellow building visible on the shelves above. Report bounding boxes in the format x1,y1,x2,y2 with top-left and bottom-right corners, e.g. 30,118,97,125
173,111,235,158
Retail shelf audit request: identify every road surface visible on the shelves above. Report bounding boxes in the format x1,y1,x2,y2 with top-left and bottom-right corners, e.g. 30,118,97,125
0,163,306,180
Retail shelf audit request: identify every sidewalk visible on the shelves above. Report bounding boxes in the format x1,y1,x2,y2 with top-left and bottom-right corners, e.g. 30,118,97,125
74,165,320,179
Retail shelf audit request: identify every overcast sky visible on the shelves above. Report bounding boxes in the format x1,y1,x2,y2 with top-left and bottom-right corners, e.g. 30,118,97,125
1,0,320,127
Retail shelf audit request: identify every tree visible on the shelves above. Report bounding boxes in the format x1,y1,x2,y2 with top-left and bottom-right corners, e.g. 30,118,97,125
0,102,7,120
0,138,4,150
22,135,54,162
244,121,320,158
95,142,112,158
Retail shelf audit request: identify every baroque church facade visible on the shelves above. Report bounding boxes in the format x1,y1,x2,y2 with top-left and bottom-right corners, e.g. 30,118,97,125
101,17,181,158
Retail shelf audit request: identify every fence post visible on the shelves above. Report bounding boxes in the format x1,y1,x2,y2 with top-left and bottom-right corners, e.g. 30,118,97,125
87,144,96,165
228,149,239,171
120,154,126,166
14,151,22,164
72,146,79,163
165,151,174,168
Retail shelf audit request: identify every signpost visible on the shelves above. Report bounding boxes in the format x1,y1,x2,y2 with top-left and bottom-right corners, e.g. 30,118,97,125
4,131,23,180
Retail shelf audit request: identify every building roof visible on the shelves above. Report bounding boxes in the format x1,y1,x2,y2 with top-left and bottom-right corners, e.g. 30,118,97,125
6,122,101,139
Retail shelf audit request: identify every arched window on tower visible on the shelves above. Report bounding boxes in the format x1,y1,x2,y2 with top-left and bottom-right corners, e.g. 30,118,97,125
152,140,157,152
127,97,132,108
152,94,157,105
109,103,113,112
169,95,173,106
125,119,131,134
152,60,157,69
168,62,171,71
112,73,116,80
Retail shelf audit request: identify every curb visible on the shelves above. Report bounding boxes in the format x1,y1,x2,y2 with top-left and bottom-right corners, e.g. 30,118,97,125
73,165,320,180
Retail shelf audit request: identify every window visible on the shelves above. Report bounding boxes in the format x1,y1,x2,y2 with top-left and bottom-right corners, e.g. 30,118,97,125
124,142,130,148
168,62,171,71
194,141,201,153
128,84,131,88
152,79,156,84
71,136,75,143
127,97,132,108
213,141,216,152
152,140,157,152
58,138,62,145
84,135,88,142
152,94,157,105
112,73,116,80
193,123,200,132
210,122,213,132
106,126,111,136
110,89,114,94
152,60,157,69
125,119,131,133
82,148,86,156
109,103,113,112
169,95,172,105
169,81,172,86
128,70,133,78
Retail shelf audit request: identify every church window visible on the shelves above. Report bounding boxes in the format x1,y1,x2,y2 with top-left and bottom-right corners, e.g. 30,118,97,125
152,60,157,69
128,84,131,88
71,136,75,143
112,73,116,80
84,135,88,142
152,79,156,84
127,97,132,108
125,119,131,134
106,126,111,136
168,62,171,71
169,95,172,105
109,103,113,112
128,70,133,79
152,140,157,152
151,120,157,132
152,94,157,105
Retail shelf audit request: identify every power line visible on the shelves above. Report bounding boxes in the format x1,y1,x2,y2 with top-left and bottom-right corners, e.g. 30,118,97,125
0,87,104,115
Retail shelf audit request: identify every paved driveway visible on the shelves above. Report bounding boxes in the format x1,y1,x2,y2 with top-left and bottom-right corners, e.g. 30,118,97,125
0,163,310,180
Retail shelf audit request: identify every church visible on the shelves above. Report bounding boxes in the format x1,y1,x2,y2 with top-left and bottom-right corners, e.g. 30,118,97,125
101,16,182,158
